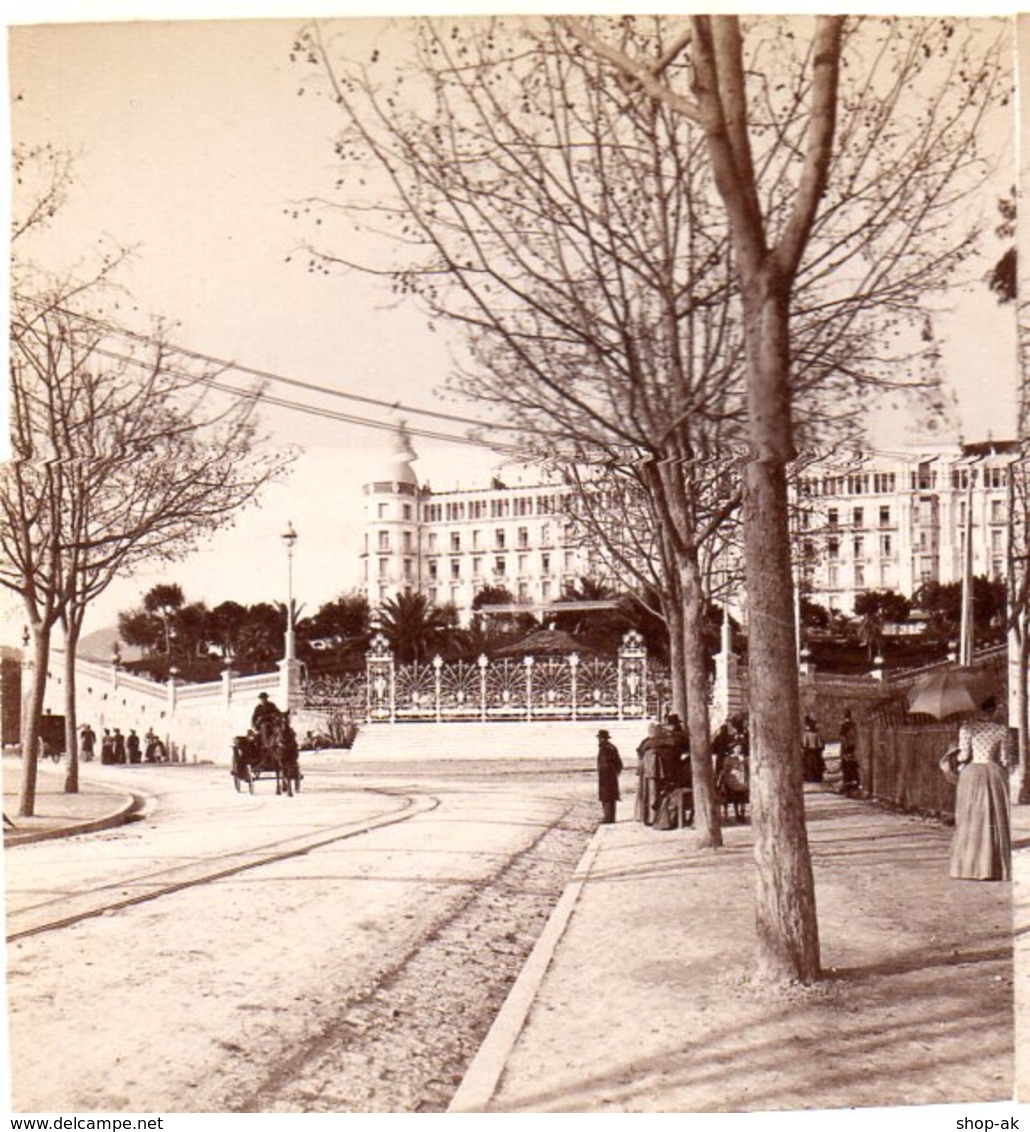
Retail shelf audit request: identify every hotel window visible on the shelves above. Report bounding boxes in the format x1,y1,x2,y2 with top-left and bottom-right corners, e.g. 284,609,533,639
472,529,482,549
378,531,390,551
542,580,551,599
991,500,1007,523
427,532,438,552
378,558,389,578
873,472,896,493
518,554,528,574
540,522,552,546
541,553,551,575
853,536,864,559
880,534,892,556
854,563,865,588
495,529,506,549
828,539,840,560
517,527,529,549
518,581,529,601
472,556,483,577
378,503,388,519
879,506,891,527
986,467,1006,489
428,587,438,604
403,504,412,521
450,532,461,552
853,507,864,528
403,531,413,552
827,565,839,587
827,508,839,529
564,550,575,569
450,559,461,579
494,557,507,576
428,561,438,580
403,558,413,580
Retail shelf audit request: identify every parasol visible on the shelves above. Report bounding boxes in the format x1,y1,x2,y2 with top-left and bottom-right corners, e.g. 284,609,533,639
906,667,984,720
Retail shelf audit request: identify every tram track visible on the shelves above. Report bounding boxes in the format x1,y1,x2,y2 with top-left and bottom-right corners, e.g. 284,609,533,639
227,795,595,1113
6,787,438,943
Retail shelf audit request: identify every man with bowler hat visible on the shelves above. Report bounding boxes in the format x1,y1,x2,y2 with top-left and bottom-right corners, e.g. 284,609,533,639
596,729,623,825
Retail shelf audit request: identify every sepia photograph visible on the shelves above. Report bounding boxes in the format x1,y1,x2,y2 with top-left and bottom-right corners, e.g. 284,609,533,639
1,2,1026,1121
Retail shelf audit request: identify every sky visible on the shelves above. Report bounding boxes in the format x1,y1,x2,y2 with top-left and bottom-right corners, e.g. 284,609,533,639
2,3,1023,642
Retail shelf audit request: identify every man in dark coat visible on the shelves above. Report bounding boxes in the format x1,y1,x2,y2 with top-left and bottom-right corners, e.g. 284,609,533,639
596,729,623,825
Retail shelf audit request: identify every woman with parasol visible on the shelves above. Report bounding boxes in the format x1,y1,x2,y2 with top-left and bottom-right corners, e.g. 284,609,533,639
939,694,1011,881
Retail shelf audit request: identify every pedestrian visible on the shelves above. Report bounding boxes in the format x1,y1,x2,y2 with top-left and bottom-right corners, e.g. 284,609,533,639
126,729,141,764
112,728,126,765
716,739,750,823
596,729,622,825
940,695,1011,881
79,724,96,763
839,709,860,795
100,728,115,765
801,715,825,783
635,723,666,826
665,712,690,787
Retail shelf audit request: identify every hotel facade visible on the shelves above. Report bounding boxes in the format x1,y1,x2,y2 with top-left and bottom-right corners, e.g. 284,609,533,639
361,429,1019,622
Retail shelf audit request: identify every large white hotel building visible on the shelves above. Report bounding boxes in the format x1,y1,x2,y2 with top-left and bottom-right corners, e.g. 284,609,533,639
361,426,1019,621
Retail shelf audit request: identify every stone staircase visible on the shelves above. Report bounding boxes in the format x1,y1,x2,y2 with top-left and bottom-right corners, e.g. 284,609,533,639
346,719,651,762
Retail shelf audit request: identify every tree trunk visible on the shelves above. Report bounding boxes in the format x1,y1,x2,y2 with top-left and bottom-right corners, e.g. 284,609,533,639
63,624,81,794
665,585,687,726
742,279,820,983
680,554,722,849
1017,619,1029,804
19,625,51,818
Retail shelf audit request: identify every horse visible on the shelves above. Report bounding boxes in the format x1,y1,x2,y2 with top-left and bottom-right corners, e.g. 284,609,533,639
259,714,301,798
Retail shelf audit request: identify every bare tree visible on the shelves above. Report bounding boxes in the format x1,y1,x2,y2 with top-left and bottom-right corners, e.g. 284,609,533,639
4,274,294,811
296,14,1007,980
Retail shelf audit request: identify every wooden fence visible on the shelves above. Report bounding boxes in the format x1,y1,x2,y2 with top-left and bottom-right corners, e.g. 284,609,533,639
861,721,959,820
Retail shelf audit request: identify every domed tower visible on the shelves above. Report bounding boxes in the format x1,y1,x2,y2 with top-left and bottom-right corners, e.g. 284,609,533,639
362,424,422,608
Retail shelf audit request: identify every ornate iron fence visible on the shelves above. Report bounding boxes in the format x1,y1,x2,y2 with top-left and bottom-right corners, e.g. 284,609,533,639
304,629,664,723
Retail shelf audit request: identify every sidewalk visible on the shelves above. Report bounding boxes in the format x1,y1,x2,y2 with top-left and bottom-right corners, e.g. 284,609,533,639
2,754,139,847
452,787,1014,1113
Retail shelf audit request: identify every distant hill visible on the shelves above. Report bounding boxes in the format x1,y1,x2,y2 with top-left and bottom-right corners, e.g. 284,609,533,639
77,627,142,664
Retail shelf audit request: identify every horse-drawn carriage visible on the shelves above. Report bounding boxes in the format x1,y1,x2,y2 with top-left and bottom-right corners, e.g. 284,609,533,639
231,714,301,796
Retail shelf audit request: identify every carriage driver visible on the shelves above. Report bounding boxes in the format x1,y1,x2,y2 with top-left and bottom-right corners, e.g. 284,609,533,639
251,692,282,742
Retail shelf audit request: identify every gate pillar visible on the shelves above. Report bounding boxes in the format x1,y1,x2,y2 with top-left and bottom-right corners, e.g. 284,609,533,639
617,630,647,720
366,633,396,723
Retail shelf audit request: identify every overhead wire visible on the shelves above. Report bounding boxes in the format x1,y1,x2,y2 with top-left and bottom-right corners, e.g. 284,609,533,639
88,343,521,452
12,292,523,447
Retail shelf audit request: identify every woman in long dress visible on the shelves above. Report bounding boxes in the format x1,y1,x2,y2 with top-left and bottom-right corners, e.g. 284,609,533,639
943,695,1011,881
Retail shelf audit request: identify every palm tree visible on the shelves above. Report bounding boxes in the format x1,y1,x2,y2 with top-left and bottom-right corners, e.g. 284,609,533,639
378,592,454,664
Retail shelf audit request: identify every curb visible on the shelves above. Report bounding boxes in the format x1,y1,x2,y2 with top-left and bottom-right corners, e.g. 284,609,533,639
4,792,143,847
447,821,607,1113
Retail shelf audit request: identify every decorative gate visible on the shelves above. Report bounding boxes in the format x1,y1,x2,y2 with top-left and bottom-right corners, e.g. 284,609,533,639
304,629,661,723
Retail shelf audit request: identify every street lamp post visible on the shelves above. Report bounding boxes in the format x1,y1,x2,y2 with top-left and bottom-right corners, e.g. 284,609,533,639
281,522,298,662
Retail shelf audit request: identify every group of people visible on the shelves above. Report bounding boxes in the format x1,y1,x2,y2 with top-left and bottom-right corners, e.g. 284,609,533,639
595,711,750,830
799,709,860,795
595,707,864,828
79,724,167,765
